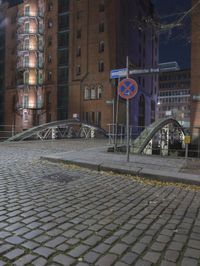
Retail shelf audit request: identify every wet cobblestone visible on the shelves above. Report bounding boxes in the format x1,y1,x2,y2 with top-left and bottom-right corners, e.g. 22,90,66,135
0,139,199,265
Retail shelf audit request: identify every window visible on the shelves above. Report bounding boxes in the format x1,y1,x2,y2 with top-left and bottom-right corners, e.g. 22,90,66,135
48,54,52,63
77,11,80,19
76,29,81,38
76,65,81,76
38,71,43,84
48,71,52,81
24,22,29,33
84,87,90,99
48,36,52,46
48,19,53,28
99,22,104,32
91,87,96,99
24,5,30,16
24,55,29,67
76,46,81,57
99,41,104,53
99,3,105,12
98,60,104,72
24,38,29,50
58,14,69,30
97,85,102,99
48,2,53,11
96,112,101,126
23,95,29,108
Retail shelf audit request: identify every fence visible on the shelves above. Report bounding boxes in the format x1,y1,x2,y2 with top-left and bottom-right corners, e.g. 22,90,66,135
107,123,200,158
0,125,22,141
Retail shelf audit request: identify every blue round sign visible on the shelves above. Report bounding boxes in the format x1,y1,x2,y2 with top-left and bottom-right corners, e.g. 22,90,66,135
118,78,138,99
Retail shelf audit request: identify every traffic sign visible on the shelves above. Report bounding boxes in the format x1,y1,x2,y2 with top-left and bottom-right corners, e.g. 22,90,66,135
110,68,128,79
118,78,138,100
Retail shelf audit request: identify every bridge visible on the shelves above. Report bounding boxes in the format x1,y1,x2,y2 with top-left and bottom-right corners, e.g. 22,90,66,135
131,117,186,154
5,119,107,142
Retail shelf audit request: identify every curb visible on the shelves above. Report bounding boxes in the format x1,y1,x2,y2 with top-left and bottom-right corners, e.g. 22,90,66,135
41,156,200,186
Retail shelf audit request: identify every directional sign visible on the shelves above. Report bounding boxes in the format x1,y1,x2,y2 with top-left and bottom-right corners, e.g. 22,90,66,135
110,68,128,79
129,68,160,75
118,78,138,100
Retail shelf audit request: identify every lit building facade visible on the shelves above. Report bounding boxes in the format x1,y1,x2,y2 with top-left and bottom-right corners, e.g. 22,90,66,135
158,69,191,128
191,0,200,140
2,0,158,132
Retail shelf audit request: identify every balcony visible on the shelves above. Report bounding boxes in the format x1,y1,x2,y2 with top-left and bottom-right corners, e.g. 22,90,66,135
18,11,44,21
16,102,44,110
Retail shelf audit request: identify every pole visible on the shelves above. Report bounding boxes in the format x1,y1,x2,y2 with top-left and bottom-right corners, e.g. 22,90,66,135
114,78,120,151
185,143,188,159
126,56,129,162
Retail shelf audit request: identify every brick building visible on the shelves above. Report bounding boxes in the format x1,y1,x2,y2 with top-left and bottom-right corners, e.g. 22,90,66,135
1,0,158,132
191,0,200,140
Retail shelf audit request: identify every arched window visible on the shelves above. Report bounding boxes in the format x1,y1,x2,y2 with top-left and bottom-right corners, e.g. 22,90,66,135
98,60,104,72
99,41,104,53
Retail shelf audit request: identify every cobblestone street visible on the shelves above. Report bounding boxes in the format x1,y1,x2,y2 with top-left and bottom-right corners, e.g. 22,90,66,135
0,140,200,265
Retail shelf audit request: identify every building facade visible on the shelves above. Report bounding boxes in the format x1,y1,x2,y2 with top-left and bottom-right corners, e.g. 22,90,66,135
191,0,200,140
2,0,158,132
158,69,191,128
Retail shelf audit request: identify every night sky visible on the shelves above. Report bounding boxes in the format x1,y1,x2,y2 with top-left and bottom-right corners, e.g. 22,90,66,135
152,0,191,69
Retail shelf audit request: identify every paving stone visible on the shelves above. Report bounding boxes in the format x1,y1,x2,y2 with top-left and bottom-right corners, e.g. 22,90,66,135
181,257,198,266
22,241,40,250
121,252,138,264
56,243,70,251
53,254,75,265
184,248,200,259
84,235,102,246
143,251,160,264
32,257,47,266
95,254,118,266
23,229,43,239
4,248,25,260
34,247,55,258
0,244,13,254
84,251,101,263
14,254,37,266
151,242,166,252
131,258,153,266
164,250,180,262
93,243,110,253
5,236,25,245
188,239,200,249
109,243,128,255
69,244,90,258
45,236,66,248
160,260,177,266
132,243,147,254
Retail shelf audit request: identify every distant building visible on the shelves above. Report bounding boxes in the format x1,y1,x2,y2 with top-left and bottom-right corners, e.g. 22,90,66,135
158,69,191,128
159,61,180,72
1,0,158,132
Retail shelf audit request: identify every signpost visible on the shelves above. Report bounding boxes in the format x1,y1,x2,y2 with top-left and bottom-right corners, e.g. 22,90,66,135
117,57,139,162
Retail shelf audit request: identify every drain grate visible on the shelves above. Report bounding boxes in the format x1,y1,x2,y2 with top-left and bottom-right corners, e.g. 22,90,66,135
40,172,81,183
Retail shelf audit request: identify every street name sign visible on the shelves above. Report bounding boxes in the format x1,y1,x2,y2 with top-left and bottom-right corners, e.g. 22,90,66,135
110,68,128,79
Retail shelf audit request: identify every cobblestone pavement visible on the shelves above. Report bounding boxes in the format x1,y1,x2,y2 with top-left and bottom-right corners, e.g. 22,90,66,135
0,140,200,265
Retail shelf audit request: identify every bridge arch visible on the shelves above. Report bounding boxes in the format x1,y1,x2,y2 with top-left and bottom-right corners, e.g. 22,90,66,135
5,119,107,142
131,117,186,154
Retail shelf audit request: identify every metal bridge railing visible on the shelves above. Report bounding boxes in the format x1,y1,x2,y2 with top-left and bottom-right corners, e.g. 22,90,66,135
107,123,200,158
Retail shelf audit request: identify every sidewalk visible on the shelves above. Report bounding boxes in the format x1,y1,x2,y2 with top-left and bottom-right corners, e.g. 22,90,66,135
41,145,200,186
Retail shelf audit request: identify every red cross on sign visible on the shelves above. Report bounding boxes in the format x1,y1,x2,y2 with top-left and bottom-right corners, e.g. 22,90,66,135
118,78,138,100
